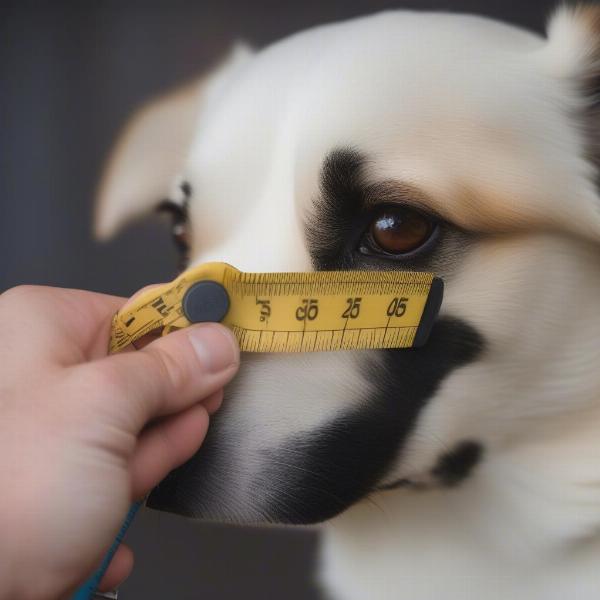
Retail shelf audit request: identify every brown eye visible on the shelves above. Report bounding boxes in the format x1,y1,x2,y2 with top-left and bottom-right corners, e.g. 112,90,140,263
365,207,435,255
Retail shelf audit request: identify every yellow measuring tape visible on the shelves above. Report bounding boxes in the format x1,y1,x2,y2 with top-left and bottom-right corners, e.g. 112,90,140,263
110,262,443,353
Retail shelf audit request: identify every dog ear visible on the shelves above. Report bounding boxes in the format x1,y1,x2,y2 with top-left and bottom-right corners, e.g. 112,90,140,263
95,43,253,240
540,4,600,238
545,4,600,165
544,4,600,78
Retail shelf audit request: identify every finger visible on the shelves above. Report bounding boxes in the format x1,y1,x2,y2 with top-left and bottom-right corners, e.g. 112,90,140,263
97,543,134,593
130,403,210,499
91,283,166,356
78,323,239,432
0,286,126,368
0,282,171,369
121,283,164,311
93,283,167,356
202,389,224,415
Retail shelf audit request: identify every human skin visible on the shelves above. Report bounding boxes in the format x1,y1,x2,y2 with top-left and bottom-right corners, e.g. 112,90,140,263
0,285,239,600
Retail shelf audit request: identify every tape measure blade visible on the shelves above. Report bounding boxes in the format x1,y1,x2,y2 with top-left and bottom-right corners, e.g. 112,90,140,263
227,269,442,352
111,264,444,354
412,277,444,348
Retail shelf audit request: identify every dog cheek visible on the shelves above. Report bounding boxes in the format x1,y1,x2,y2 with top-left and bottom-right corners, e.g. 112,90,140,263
254,317,485,523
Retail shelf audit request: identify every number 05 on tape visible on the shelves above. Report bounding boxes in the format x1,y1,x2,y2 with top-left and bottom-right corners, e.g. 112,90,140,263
110,262,444,353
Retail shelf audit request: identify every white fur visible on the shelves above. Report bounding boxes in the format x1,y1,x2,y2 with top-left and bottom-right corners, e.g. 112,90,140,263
97,6,600,599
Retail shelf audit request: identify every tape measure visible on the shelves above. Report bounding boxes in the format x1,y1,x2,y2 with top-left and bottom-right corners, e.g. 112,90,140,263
110,262,443,353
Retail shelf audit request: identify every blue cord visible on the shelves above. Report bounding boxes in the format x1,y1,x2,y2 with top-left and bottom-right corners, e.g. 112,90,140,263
71,500,144,600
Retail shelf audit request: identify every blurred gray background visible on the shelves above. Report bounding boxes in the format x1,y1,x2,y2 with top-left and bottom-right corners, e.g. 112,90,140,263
1,0,556,597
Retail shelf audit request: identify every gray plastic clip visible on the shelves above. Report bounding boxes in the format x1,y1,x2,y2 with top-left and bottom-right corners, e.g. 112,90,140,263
182,280,230,324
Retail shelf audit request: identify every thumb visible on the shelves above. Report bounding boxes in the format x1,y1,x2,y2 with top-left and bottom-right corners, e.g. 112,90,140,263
75,323,240,432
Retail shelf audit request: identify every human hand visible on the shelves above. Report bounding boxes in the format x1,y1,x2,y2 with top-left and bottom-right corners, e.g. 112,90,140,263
0,285,239,600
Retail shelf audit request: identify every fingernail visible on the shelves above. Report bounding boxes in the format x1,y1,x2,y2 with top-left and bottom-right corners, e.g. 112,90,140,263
187,324,239,373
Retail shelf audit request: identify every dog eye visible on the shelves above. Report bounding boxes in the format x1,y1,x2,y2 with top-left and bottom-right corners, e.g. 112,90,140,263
157,200,190,269
359,206,436,256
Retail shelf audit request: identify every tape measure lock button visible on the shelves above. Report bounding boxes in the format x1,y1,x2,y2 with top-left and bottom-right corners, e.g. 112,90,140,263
182,280,230,324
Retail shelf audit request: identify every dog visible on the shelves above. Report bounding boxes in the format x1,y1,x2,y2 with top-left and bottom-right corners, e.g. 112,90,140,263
95,5,600,599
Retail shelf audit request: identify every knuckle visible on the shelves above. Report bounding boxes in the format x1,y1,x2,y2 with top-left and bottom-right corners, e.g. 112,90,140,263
156,423,176,456
83,360,127,399
62,362,125,422
79,360,151,426
144,347,191,401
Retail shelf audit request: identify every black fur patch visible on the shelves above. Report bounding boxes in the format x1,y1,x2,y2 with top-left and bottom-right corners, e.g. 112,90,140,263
305,148,473,276
431,440,483,487
259,317,485,524
305,148,367,271
147,318,484,523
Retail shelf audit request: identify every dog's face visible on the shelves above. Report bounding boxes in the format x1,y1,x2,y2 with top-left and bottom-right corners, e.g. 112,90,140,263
97,7,600,525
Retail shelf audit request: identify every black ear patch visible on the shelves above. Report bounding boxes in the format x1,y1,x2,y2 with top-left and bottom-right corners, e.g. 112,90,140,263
256,316,485,524
431,440,484,487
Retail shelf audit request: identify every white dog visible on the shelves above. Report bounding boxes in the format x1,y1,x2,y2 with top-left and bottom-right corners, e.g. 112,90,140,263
96,5,600,599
